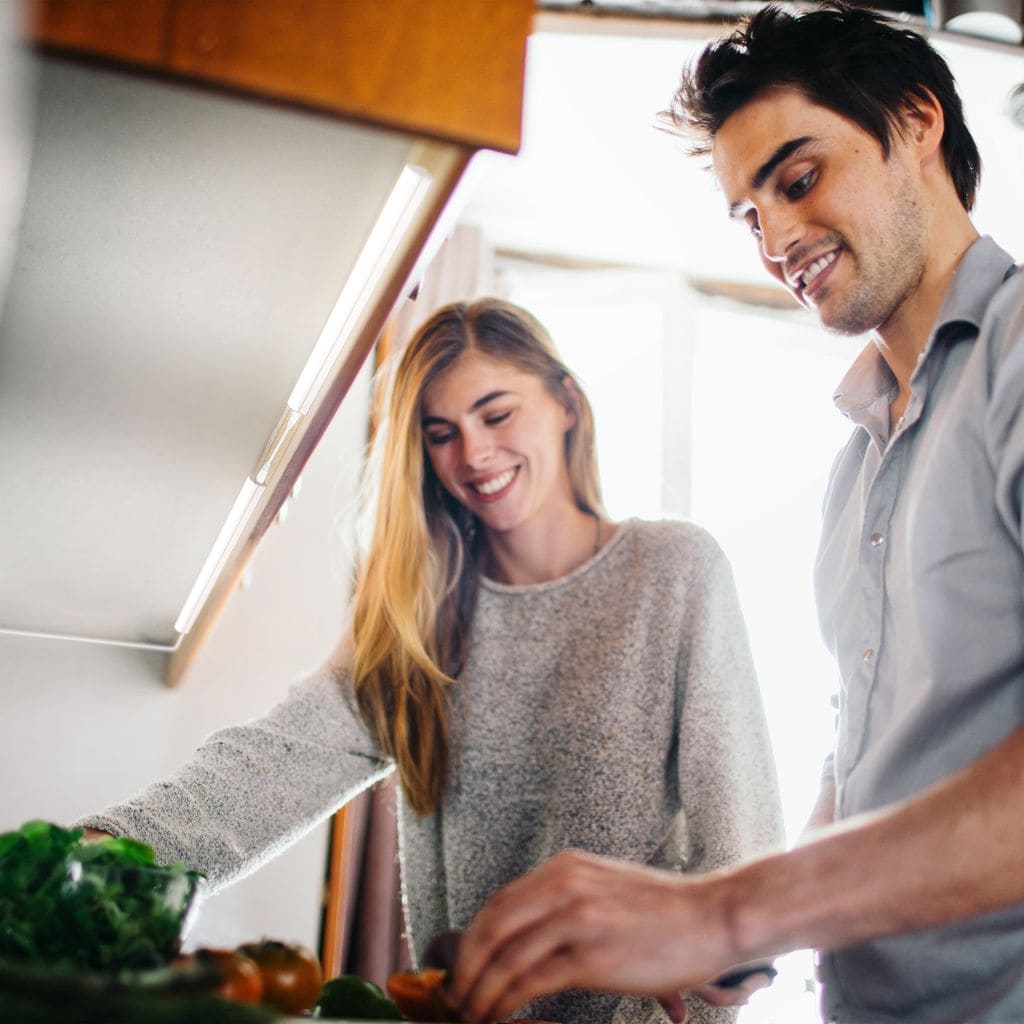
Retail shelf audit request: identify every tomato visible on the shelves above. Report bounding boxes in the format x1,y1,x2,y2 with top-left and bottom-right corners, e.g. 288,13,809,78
238,939,324,1015
182,948,264,1003
386,968,460,1022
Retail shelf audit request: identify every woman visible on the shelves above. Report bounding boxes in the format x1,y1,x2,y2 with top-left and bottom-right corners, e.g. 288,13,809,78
80,298,783,1023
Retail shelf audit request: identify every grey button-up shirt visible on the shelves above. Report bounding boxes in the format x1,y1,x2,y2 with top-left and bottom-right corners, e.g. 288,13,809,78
814,236,1024,1023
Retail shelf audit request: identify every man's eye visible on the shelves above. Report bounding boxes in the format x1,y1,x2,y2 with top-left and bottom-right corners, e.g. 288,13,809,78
786,170,815,199
748,218,763,240
485,411,511,426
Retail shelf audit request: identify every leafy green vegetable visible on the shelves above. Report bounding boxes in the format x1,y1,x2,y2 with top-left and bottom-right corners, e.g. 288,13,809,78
0,820,203,972
0,957,277,1024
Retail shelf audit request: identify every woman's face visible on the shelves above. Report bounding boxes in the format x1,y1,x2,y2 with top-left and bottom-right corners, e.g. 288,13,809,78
420,349,576,537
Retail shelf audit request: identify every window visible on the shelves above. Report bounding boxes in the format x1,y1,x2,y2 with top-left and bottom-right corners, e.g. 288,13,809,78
503,263,861,1022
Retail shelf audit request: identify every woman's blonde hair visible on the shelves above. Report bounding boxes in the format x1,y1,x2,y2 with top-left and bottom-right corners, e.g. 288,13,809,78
351,297,603,815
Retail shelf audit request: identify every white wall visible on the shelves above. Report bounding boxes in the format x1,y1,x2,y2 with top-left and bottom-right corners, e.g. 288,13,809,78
0,363,372,951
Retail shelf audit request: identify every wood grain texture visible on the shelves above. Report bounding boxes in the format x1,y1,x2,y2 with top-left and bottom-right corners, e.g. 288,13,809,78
31,0,173,65
30,0,534,153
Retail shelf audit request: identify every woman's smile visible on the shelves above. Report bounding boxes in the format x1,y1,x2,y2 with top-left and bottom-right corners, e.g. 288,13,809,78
467,466,520,501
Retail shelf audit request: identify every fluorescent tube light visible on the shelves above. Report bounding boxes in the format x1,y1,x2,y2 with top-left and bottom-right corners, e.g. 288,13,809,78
174,477,264,635
287,163,434,415
174,162,434,638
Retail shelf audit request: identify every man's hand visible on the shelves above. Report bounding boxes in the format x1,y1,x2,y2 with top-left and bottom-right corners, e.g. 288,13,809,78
449,849,741,1024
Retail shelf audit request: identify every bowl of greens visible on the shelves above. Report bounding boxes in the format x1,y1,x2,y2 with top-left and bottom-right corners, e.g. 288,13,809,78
0,820,203,972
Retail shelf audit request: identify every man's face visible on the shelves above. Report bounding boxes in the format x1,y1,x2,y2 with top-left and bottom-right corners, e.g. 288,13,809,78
711,86,928,336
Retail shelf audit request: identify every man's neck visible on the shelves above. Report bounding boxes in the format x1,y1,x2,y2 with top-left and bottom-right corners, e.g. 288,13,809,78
874,217,980,410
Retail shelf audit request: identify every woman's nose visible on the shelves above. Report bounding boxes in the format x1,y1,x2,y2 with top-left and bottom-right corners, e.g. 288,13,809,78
461,428,494,468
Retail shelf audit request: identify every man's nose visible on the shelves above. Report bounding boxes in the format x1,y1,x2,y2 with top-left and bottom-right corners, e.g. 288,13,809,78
759,206,802,265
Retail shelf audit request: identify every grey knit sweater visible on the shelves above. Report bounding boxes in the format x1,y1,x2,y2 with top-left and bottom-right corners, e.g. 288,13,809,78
80,519,783,1023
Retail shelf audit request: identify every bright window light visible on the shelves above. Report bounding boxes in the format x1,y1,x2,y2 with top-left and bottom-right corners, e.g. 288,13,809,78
507,265,860,1022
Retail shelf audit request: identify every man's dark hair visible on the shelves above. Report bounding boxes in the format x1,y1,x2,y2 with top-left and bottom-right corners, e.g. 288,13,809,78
666,1,981,210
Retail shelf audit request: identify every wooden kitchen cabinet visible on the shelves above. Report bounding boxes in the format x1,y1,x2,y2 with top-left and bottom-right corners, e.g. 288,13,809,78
30,0,534,153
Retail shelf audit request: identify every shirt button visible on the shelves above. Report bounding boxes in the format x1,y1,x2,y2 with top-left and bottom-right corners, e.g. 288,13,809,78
863,648,875,661
870,532,885,547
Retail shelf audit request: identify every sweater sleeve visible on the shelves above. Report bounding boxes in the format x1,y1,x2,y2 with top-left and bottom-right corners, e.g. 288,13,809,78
75,663,392,892
674,533,785,874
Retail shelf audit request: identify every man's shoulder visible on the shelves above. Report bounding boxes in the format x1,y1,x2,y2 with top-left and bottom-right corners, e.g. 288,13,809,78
979,261,1024,364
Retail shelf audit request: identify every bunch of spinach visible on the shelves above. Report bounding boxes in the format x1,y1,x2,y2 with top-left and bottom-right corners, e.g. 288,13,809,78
0,820,202,972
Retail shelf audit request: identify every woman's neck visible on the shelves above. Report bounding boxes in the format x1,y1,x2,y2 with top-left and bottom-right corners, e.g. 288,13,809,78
482,506,610,585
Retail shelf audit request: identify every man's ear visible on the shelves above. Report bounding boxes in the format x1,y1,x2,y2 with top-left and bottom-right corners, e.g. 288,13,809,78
903,88,945,164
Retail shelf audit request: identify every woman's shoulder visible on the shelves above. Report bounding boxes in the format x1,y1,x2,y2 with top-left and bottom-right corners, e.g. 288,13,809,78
625,516,728,566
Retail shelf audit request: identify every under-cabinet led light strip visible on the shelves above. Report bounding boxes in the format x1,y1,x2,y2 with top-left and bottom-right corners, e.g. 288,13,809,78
174,162,435,637
173,478,263,635
287,163,434,415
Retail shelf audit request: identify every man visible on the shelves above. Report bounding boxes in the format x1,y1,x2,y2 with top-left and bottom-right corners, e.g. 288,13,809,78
449,4,1024,1023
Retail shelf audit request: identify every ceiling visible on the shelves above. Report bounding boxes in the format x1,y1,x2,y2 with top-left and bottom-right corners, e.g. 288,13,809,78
459,9,1024,289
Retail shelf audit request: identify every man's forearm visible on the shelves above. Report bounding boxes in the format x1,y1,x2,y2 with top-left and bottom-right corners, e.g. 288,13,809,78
727,724,1024,962
452,725,1024,1023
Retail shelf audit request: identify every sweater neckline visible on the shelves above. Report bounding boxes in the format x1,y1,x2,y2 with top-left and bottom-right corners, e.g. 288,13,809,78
479,519,634,596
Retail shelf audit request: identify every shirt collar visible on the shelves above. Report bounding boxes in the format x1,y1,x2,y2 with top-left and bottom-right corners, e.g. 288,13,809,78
930,235,1017,339
832,342,895,420
831,235,1017,431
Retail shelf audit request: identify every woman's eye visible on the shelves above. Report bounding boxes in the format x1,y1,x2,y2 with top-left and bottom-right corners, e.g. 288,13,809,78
484,411,511,427
425,431,455,446
786,170,815,199
749,219,763,240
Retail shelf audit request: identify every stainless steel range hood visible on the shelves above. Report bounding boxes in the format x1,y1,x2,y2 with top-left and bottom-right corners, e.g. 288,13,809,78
0,0,532,685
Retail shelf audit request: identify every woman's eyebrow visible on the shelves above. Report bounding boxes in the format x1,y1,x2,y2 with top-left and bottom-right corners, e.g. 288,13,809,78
422,390,511,426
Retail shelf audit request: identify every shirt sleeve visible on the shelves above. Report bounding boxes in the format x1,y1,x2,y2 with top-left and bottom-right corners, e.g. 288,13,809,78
75,663,392,891
674,534,786,874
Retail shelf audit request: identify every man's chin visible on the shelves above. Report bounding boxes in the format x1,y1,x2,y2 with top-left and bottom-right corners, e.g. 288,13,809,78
813,298,879,338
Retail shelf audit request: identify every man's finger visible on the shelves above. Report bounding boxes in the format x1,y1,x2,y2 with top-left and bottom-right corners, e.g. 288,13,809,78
459,901,607,1021
451,851,600,1006
658,991,690,1023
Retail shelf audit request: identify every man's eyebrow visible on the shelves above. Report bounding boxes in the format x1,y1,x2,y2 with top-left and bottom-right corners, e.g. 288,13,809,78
422,390,510,426
727,136,814,218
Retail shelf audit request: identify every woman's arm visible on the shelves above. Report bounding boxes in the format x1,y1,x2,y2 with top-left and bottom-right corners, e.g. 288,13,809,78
76,662,390,888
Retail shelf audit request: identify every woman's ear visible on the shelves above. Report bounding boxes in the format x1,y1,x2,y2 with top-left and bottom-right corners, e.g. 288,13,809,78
561,376,581,431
